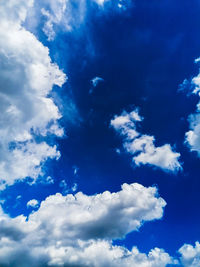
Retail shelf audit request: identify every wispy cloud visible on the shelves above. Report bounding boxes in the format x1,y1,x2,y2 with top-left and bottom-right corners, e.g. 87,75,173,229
26,0,131,41
91,76,104,88
184,58,200,156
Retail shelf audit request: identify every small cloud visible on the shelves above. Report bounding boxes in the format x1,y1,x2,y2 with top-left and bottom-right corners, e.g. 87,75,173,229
116,148,121,154
195,57,200,63
178,79,194,96
91,76,104,87
90,76,104,94
59,179,67,188
13,195,22,208
39,176,55,185
73,166,79,176
46,176,55,184
71,183,78,192
59,179,68,194
0,199,5,205
111,109,182,172
59,180,78,193
27,199,39,209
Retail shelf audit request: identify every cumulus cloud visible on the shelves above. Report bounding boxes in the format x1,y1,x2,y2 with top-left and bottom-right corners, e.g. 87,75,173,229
0,0,66,187
0,183,172,266
0,142,60,187
0,239,175,267
44,242,174,267
29,182,166,241
179,241,200,267
111,110,181,172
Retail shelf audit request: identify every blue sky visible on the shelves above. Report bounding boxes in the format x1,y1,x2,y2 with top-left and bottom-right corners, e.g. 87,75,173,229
1,0,200,266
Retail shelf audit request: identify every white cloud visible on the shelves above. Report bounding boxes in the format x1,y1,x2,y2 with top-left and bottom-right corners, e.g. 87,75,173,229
59,179,68,194
111,110,181,172
91,77,104,87
45,242,174,267
29,182,166,241
0,183,172,266
0,142,60,188
179,241,200,267
71,183,78,192
0,0,66,187
46,176,55,184
90,76,104,94
59,180,78,193
0,239,175,267
95,0,107,5
94,0,129,8
184,57,200,156
73,165,79,175
27,199,39,209
27,0,87,41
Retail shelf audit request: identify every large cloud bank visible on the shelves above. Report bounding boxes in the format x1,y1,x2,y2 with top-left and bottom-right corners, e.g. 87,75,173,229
0,0,66,187
0,182,174,266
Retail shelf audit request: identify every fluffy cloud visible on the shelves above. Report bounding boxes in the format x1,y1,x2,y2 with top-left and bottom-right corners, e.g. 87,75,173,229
28,182,166,241
0,239,174,267
0,0,66,187
0,142,60,187
44,242,174,267
0,183,172,266
111,110,181,172
179,241,200,267
27,199,39,208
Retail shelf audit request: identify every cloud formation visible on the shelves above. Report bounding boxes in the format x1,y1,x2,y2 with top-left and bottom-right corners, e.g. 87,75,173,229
0,0,133,188
179,241,200,267
27,199,39,208
0,0,66,187
111,110,181,172
185,58,200,156
0,183,171,266
27,0,130,41
91,77,104,87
